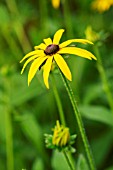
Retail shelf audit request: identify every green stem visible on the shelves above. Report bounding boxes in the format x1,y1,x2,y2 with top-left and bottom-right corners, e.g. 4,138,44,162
51,75,66,126
3,76,14,170
38,0,49,37
60,72,96,170
5,110,14,170
5,0,19,14
62,0,74,38
2,28,22,59
5,0,32,53
13,21,32,53
51,74,76,169
63,151,76,170
94,45,113,114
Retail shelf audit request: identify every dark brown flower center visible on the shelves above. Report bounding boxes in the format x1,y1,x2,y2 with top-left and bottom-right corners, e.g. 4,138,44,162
44,44,59,55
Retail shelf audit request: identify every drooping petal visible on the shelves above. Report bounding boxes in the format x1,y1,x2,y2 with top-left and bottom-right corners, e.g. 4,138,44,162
20,50,44,63
28,56,48,86
53,29,65,44
20,51,37,63
43,38,52,45
58,47,97,60
34,43,46,50
54,54,72,81
21,55,41,74
43,56,53,89
59,39,93,48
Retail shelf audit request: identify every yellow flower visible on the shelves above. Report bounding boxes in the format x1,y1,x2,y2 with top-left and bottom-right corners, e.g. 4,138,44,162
52,120,70,147
52,0,60,9
92,0,113,13
85,26,100,42
20,29,96,89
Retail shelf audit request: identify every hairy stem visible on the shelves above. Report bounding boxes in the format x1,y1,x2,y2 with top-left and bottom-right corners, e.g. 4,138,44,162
63,151,76,170
60,72,96,170
5,110,14,170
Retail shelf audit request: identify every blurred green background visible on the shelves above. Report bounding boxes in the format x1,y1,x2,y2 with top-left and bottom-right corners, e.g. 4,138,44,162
0,0,113,170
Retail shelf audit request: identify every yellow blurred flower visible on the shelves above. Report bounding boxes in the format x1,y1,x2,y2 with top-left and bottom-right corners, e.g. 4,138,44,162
92,0,113,13
20,29,96,89
52,120,70,147
85,26,100,42
52,0,60,9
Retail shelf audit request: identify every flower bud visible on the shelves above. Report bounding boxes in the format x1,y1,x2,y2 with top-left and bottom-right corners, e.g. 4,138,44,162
52,121,70,147
85,26,100,43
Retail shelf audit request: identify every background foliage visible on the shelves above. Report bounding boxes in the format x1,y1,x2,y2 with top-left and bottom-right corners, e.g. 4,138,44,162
0,0,113,170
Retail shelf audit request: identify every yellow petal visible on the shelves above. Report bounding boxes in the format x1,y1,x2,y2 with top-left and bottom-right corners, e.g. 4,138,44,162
53,29,65,44
28,57,48,86
20,50,44,63
58,47,97,60
43,38,52,45
20,51,37,63
54,54,72,81
59,39,93,48
21,55,39,74
43,56,53,89
56,120,60,129
34,43,46,50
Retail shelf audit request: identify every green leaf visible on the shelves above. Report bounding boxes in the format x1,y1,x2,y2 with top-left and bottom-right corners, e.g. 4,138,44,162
32,158,44,170
91,129,113,167
80,105,113,126
19,112,47,163
0,105,7,141
20,113,43,150
105,166,113,170
77,154,90,170
83,84,103,104
9,73,44,106
0,159,5,170
51,150,70,170
0,5,10,27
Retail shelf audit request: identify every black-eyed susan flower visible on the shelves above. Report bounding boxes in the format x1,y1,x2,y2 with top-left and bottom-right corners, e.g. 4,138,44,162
92,0,113,13
52,0,60,9
45,120,77,152
20,29,96,89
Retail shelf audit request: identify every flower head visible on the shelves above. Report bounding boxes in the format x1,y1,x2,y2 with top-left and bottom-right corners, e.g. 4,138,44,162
92,0,113,13
45,120,77,152
20,29,96,89
52,0,60,9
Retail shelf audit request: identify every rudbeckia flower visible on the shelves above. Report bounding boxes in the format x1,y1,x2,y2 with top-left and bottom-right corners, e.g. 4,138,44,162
52,0,60,9
20,29,96,89
92,0,113,13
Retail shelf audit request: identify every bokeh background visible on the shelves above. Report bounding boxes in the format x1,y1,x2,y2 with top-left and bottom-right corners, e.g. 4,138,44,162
0,0,113,170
